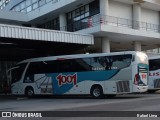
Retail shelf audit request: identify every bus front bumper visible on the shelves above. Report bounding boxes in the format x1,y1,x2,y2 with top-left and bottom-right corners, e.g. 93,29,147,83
136,86,148,93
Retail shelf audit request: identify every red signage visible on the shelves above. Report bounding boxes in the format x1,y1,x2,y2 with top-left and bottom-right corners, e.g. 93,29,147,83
56,73,77,86
141,74,147,79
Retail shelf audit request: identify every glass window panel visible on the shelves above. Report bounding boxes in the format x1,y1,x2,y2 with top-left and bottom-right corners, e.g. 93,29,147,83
11,63,27,84
0,2,2,6
15,6,20,11
46,0,52,3
39,0,45,6
91,57,106,71
26,6,32,12
20,2,25,9
80,7,85,14
72,11,75,18
75,9,80,16
32,0,37,3
68,13,71,19
26,0,31,6
80,14,85,19
33,2,38,9
21,8,26,12
85,12,89,17
111,55,132,69
85,5,89,12
74,16,80,21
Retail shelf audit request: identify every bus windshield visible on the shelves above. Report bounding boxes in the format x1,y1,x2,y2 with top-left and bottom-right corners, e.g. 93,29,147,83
11,63,27,84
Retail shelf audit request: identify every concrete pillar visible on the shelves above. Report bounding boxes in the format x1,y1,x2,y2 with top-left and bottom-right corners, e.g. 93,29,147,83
102,38,110,53
59,13,67,31
100,0,109,15
134,41,141,51
133,4,141,29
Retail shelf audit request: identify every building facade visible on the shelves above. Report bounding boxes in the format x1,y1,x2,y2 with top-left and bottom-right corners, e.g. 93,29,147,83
0,0,160,93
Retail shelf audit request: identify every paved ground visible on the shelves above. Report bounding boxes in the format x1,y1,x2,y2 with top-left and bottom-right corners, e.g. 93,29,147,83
0,92,160,120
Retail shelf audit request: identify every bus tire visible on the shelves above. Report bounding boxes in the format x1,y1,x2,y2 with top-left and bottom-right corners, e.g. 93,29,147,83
25,87,34,97
90,85,104,99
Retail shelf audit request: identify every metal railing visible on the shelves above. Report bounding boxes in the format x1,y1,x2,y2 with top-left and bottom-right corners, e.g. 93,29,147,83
61,14,160,33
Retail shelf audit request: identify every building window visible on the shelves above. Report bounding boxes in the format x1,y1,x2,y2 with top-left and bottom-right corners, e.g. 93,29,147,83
67,0,100,32
38,17,60,30
26,0,32,7
20,1,25,10
89,0,100,16
33,2,38,10
15,6,20,12
26,5,32,12
0,0,11,9
32,0,38,3
39,0,46,7
46,0,52,3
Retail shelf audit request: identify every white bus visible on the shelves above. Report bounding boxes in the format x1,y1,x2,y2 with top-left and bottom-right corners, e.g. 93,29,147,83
148,56,160,93
10,51,148,98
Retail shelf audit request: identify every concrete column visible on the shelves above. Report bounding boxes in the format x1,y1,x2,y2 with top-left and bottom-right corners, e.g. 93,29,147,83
133,4,141,29
134,41,141,51
102,38,110,53
100,0,109,15
59,13,67,31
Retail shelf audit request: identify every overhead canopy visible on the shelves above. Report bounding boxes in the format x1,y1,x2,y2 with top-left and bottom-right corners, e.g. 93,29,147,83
0,24,94,61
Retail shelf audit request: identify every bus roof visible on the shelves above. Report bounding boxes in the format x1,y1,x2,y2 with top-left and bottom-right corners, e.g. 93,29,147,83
17,51,143,64
146,52,160,60
149,56,160,60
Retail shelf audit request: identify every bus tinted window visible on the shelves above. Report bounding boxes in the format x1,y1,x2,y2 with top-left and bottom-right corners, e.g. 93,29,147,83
11,63,27,84
149,59,160,71
25,61,58,75
91,55,132,70
25,59,92,75
91,57,111,70
111,55,132,69
25,54,132,75
57,58,91,72
72,58,91,72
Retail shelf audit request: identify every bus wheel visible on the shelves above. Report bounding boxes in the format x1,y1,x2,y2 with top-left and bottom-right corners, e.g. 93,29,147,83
25,87,34,97
91,86,104,99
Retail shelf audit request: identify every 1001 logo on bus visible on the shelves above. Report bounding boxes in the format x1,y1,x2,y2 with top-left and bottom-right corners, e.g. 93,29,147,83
56,73,77,86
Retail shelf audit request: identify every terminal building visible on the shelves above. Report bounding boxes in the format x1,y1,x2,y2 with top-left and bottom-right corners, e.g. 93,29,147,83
0,0,160,93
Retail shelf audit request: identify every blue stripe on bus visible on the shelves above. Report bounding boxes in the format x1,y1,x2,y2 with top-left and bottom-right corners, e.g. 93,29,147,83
46,70,119,95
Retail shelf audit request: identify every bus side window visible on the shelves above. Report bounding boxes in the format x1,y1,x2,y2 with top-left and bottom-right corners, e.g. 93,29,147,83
110,55,132,69
74,58,91,72
24,62,48,83
91,57,109,71
149,59,160,71
60,61,71,72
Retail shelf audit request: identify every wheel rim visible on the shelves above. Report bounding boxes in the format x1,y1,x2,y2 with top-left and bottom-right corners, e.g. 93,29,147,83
93,88,100,97
28,89,33,96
